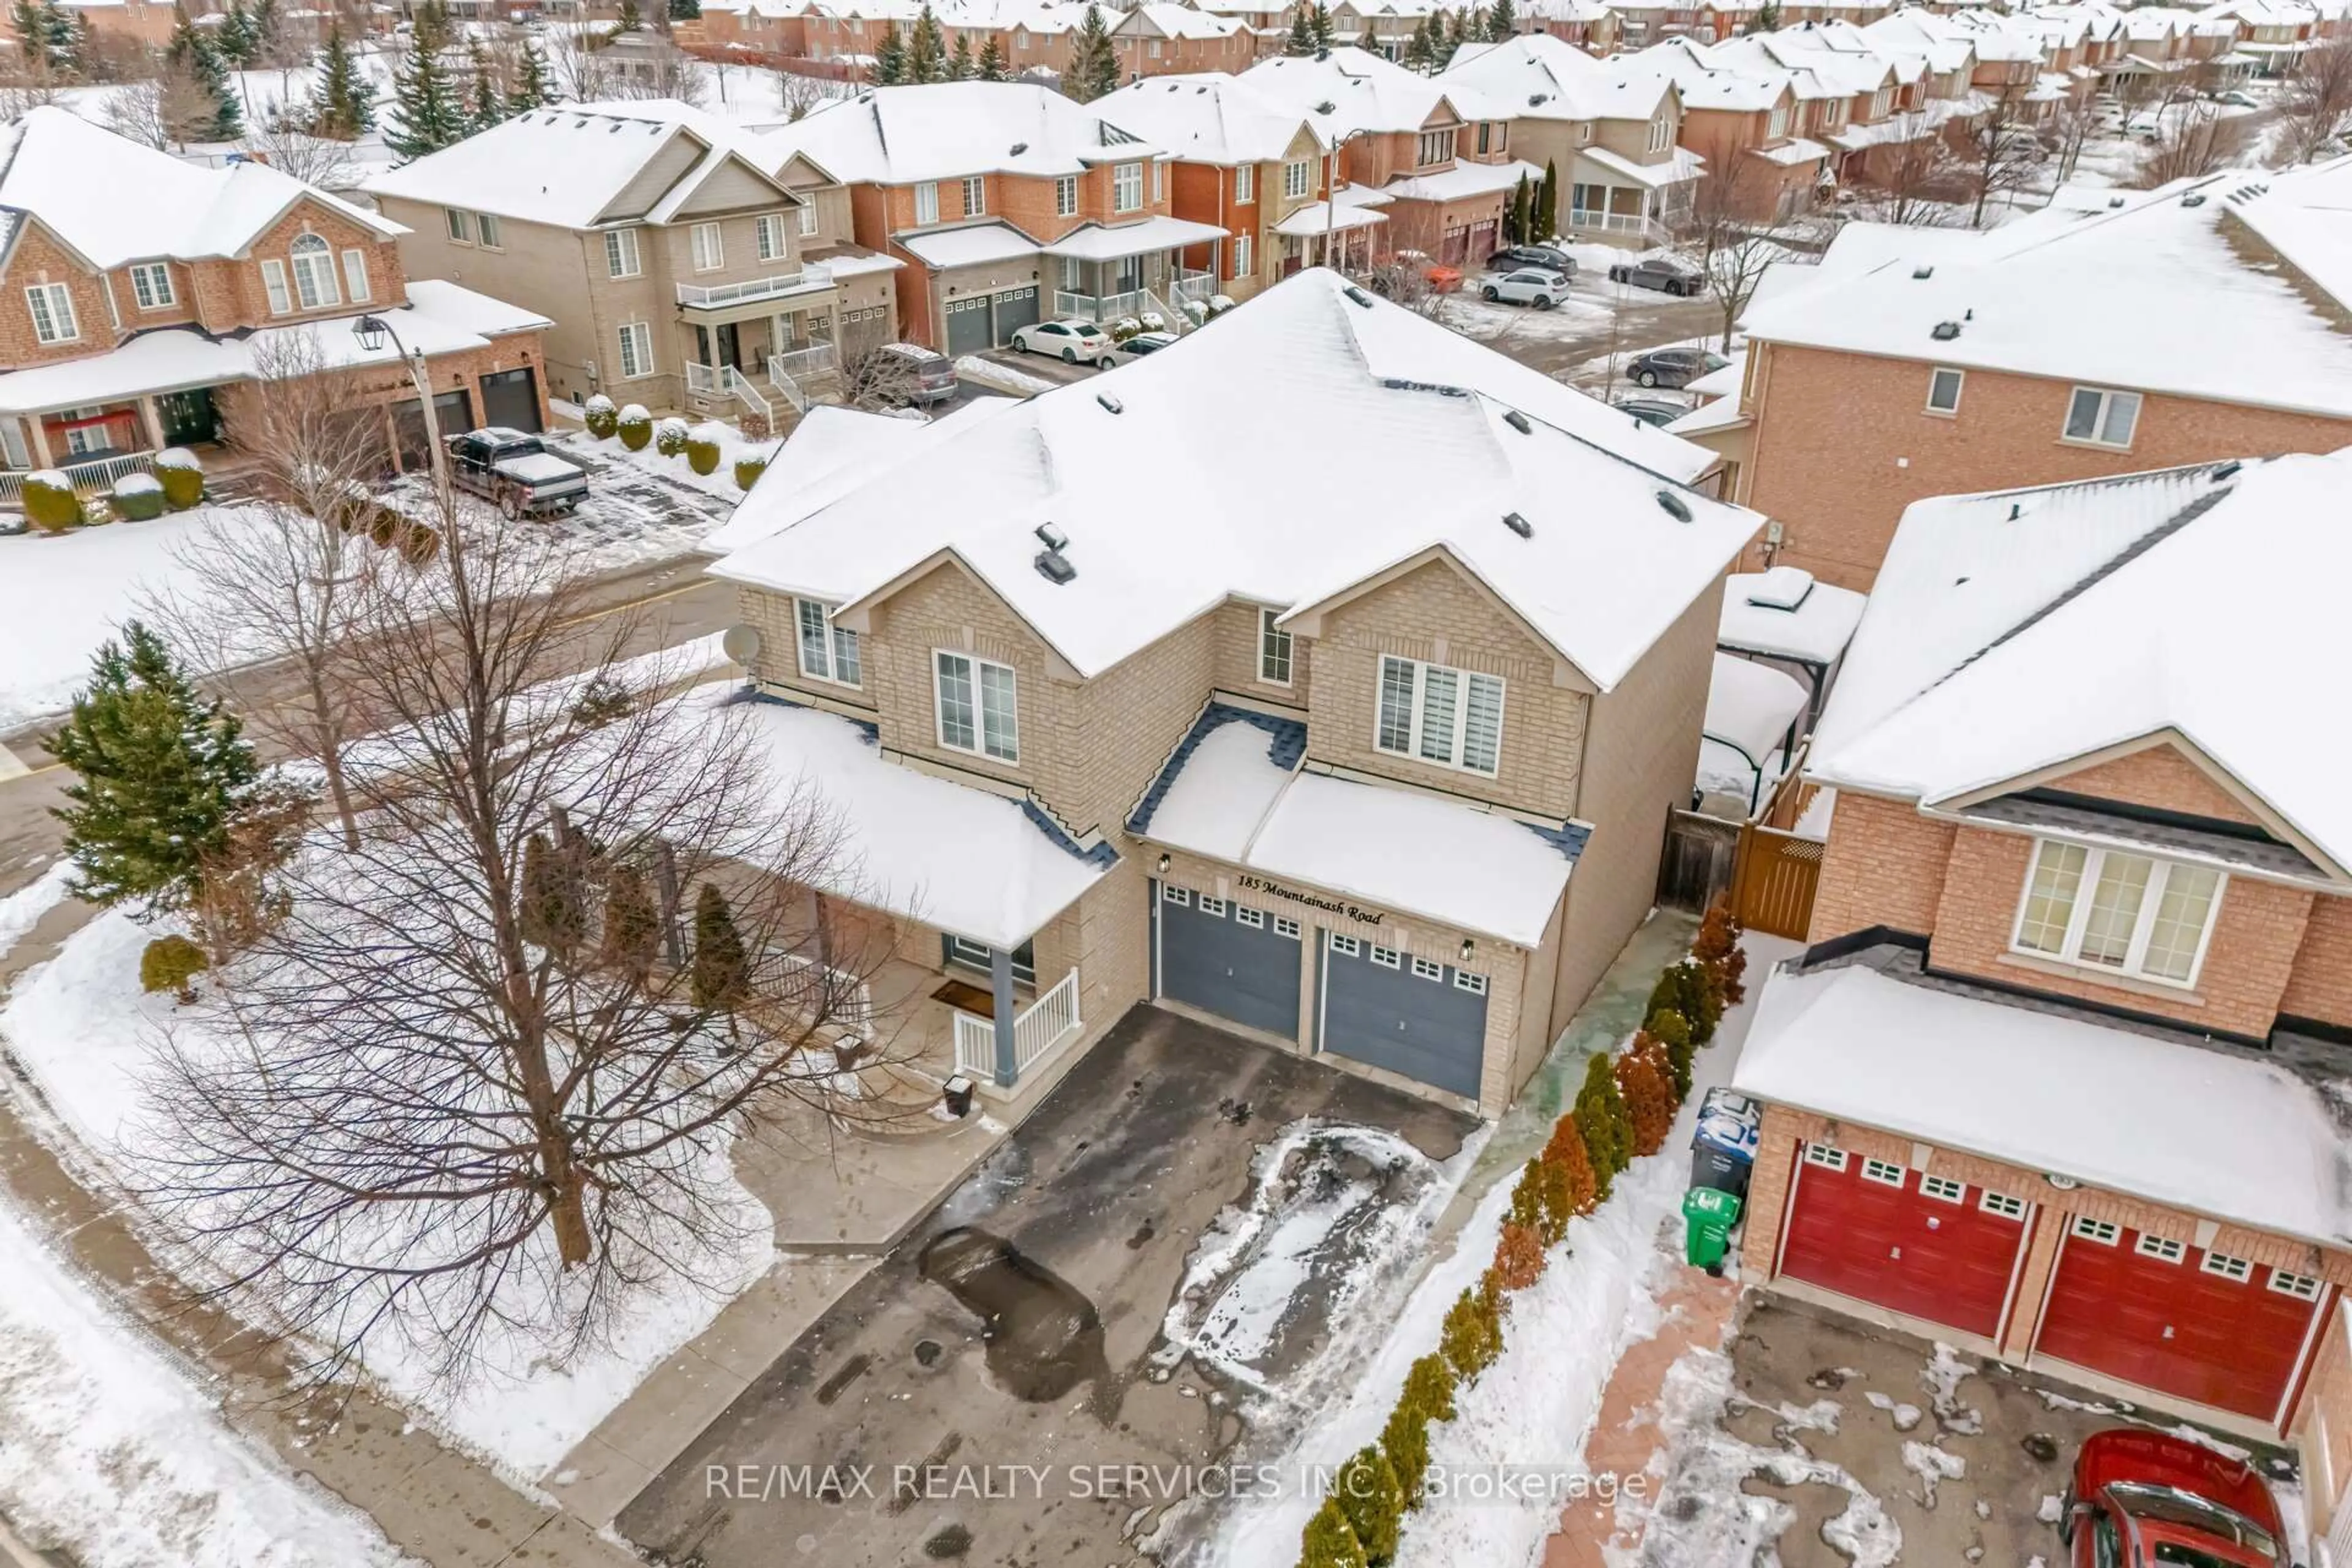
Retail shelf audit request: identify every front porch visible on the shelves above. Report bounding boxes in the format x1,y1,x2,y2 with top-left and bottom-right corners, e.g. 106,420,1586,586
677,304,847,430
1042,215,1228,328
862,935,1088,1101
0,384,225,502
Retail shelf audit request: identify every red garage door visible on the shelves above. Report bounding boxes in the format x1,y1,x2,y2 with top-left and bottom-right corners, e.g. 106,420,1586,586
2035,1218,2329,1425
1778,1145,2033,1340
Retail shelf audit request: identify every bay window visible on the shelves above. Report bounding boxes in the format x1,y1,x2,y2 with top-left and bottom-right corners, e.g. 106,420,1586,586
1376,655,1504,775
2011,838,2223,986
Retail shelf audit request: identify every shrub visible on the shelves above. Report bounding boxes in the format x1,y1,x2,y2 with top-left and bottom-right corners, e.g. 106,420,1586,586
733,454,768,492
369,509,400,550
140,933,210,1000
156,447,204,509
1381,1354,1456,1502
571,671,635,729
1649,960,1719,1046
1694,898,1747,1007
20,470,80,532
1138,309,1166,332
1333,1446,1404,1566
1539,1115,1600,1224
685,420,726,475
1438,1284,1504,1385
1491,1218,1545,1293
1107,314,1144,343
617,404,654,451
1298,1497,1367,1568
1648,1009,1695,1100
110,472,166,522
1206,293,1238,318
1573,1050,1632,1199
584,393,619,439
654,416,690,457
401,522,442,568
1616,1042,1675,1158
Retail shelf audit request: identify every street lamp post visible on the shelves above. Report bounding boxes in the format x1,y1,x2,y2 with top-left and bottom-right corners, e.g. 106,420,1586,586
352,313,454,511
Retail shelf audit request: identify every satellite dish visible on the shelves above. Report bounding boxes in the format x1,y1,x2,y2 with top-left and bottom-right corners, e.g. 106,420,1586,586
722,624,762,665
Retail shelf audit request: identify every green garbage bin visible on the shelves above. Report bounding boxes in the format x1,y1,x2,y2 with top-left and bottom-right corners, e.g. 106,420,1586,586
1682,1185,1743,1273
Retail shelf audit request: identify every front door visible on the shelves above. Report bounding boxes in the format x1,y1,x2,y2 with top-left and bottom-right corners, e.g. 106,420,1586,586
156,387,218,446
715,322,742,370
1114,255,1144,294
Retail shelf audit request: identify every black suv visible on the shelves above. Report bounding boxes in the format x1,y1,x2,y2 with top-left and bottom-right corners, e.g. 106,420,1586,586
1486,244,1577,278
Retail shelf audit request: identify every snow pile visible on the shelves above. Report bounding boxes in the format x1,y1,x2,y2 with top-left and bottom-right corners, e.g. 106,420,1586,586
953,353,1060,397
1921,1343,1984,1436
0,860,74,954
0,1193,411,1568
1901,1439,1965,1507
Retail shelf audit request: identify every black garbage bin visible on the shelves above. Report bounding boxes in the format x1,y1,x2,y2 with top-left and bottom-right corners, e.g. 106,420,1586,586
1689,1086,1762,1202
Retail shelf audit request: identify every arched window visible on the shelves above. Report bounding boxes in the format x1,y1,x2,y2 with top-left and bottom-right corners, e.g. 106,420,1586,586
288,232,341,311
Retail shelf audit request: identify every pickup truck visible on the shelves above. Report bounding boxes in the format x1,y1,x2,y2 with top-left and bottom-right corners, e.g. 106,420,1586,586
444,428,589,518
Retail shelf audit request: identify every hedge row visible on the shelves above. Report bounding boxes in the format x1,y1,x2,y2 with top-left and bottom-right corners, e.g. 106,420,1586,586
584,402,769,492
1297,899,1746,1568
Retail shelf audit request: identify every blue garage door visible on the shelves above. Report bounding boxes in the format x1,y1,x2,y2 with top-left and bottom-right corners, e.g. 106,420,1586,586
1322,935,1489,1099
1158,884,1303,1040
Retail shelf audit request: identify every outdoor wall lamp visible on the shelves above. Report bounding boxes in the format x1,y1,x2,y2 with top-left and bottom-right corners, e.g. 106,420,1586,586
1460,938,1475,962
1156,853,1171,873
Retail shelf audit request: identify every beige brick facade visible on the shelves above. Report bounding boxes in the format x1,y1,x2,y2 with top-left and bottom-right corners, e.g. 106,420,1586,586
1805,789,1955,943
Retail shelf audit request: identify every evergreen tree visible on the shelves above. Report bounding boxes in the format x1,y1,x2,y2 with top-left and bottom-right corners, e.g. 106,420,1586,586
244,0,281,62
1298,1498,1368,1568
510,40,556,108
1068,1,1116,100
1533,156,1558,241
690,882,749,1037
1506,171,1529,243
599,864,660,986
385,17,466,160
1485,0,1514,40
1572,1049,1632,1199
463,37,506,132
1439,6,1464,64
216,0,254,66
948,29,972,78
976,29,1008,78
1753,0,1779,28
669,0,700,16
1285,0,1316,53
1333,1446,1404,1566
8,0,57,70
1311,0,1335,45
308,25,378,137
869,21,905,83
519,830,589,955
1402,13,1433,70
48,622,259,916
410,0,451,53
905,1,943,81
37,0,72,68
165,5,243,140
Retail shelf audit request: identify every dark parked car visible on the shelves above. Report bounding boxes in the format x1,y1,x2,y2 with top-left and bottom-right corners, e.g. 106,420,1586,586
1614,397,1687,428
873,341,957,405
1608,254,1704,296
1112,330,1178,364
2061,1429,2283,1568
1486,244,1577,278
444,427,588,518
1626,346,1731,389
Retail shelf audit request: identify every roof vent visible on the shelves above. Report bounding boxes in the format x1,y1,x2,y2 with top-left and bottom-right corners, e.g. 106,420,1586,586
1035,549,1076,585
1529,92,1548,106
1343,284,1375,308
1035,522,1069,550
1930,320,1961,341
1656,489,1693,522
1010,140,1028,155
1912,264,1933,279
2180,192,2206,208
2007,502,2021,521
1315,46,1330,59
2108,194,2125,208
2210,459,2242,481
1502,510,1533,538
1503,409,1533,434
1095,391,1124,415
1316,99,1336,114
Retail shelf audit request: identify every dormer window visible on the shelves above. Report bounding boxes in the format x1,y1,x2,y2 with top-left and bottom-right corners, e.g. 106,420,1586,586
2012,839,2223,987
1646,116,1672,153
1768,102,1790,138
1415,127,1457,167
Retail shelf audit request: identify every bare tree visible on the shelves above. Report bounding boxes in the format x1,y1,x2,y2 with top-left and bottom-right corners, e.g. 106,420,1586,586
2134,100,2249,184
1846,121,1967,225
246,119,360,187
143,336,386,853
599,36,709,103
773,64,834,120
2041,97,2103,186
100,77,172,148
2281,39,2352,163
834,343,925,410
1957,85,2046,227
140,492,906,1395
0,58,66,118
1673,156,1809,353
548,24,615,99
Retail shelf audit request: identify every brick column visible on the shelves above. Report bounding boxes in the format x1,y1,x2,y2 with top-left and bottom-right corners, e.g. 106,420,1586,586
2001,1209,2067,1359
1740,1120,1801,1278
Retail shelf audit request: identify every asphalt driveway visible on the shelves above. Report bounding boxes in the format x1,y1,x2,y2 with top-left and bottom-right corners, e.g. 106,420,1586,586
618,1005,1476,1567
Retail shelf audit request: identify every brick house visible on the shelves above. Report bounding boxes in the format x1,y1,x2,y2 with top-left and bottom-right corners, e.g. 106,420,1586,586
0,108,551,500
695,268,1758,1117
1437,36,1700,248
1110,2,1256,79
759,81,1227,346
1713,167,2352,590
1728,450,2352,1514
1630,40,1828,221
366,100,900,431
1093,73,1331,299
1518,0,1621,52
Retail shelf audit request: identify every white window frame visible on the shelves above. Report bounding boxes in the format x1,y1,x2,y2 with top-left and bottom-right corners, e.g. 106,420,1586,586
1453,970,1488,995
446,206,474,243
756,212,788,262
1163,884,1191,905
1920,1175,1967,1204
2010,838,2226,989
260,260,292,317
1926,365,1964,415
1860,1157,1906,1188
690,221,725,273
2135,1234,2187,1264
1235,905,1266,929
1153,159,1165,201
933,649,1019,763
793,597,862,687
2199,1251,2253,1283
1235,164,1255,203
2271,1270,2324,1302
1647,116,1672,153
914,181,940,225
1113,162,1144,213
606,227,643,279
341,249,372,304
288,234,341,311
128,262,175,311
476,212,502,250
2062,385,2142,449
1978,1191,2027,1220
1330,933,1361,957
1369,945,1401,969
1234,231,1253,278
1257,608,1292,685
1803,1144,1848,1172
1284,158,1312,199
961,175,986,216
1273,916,1301,940
1199,894,1228,916
1767,102,1790,138
1411,956,1444,981
1055,175,1079,217
1374,654,1506,777
617,320,654,380
797,202,820,237
1415,127,1456,167
2071,1216,2121,1245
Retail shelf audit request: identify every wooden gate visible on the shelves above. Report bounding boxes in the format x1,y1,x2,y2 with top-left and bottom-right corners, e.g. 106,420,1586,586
1657,810,1740,913
1733,824,1823,940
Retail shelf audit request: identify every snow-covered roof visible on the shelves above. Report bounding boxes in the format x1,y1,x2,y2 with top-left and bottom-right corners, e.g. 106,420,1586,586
0,281,548,416
710,268,1753,690
1273,200,1389,236
1716,566,1866,666
1131,710,1581,944
1704,652,1807,764
1120,2,1248,38
1742,176,2352,420
756,81,1168,185
2224,155,2352,311
1578,143,1704,187
897,221,1042,267
1753,135,1833,165
1809,450,2352,880
736,696,1107,947
0,107,399,270
1040,213,1230,258
1623,40,1794,111
699,399,1018,556
1661,396,1747,439
1243,45,1501,137
1093,72,1327,166
1737,962,2352,1248
1685,350,1744,397
1381,157,1540,202
1441,34,1678,123
364,101,794,230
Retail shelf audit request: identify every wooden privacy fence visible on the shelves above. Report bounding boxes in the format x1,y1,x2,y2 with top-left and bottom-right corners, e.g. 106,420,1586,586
1732,824,1823,941
1658,809,1740,913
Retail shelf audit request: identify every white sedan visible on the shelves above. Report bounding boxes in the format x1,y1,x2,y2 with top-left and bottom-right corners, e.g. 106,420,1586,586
1012,318,1114,365
1479,267,1572,310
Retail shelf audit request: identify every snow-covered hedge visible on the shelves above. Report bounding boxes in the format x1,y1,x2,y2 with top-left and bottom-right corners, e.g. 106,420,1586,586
584,393,619,440
1139,310,1166,332
109,473,165,521
733,454,767,492
684,420,726,476
654,417,690,458
617,404,653,452
155,447,204,510
1107,315,1144,343
20,470,79,532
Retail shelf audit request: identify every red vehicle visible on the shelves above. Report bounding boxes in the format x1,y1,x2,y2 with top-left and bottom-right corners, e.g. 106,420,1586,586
2062,1429,2284,1568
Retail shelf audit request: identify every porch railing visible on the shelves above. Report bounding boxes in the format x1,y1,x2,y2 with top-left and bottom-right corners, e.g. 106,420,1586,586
1569,210,1670,245
1053,288,1147,325
675,263,835,309
949,965,1084,1082
0,450,156,503
770,342,838,381
684,363,772,424
1169,270,1217,304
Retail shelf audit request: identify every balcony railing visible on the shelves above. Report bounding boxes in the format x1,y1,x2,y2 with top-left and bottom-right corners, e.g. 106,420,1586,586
0,450,156,503
675,263,835,309
950,966,1084,1084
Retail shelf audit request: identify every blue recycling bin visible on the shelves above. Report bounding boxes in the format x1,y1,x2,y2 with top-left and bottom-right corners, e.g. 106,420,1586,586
1690,1087,1762,1202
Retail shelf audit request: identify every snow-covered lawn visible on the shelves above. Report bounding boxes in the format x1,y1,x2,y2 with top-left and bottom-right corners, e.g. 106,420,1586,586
1,897,774,1479
1438,289,1615,342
